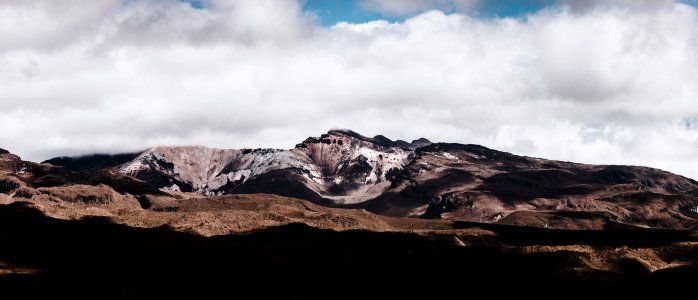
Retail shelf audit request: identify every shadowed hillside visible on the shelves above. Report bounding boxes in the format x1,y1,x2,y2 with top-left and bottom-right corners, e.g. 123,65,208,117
0,202,696,297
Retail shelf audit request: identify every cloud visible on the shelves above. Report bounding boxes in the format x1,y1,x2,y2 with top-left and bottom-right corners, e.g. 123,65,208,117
1,0,698,180
357,0,479,16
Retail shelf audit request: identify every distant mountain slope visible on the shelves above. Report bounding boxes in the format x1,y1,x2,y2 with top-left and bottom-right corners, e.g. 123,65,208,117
41,129,698,229
357,143,698,229
44,152,142,172
1,148,160,199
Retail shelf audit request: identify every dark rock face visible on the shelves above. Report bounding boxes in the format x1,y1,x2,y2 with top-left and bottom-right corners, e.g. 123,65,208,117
44,152,142,172
410,138,432,148
324,129,431,149
0,178,20,194
126,168,193,193
71,194,114,204
225,169,334,206
479,169,602,202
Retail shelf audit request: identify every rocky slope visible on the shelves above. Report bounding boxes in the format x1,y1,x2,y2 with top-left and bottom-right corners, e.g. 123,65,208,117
40,130,698,229
113,130,424,204
1,148,161,207
359,143,698,229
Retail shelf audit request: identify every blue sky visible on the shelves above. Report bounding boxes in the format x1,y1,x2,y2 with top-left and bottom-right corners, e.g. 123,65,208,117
188,0,204,9
304,1,399,25
178,0,698,26
304,0,553,26
303,0,698,26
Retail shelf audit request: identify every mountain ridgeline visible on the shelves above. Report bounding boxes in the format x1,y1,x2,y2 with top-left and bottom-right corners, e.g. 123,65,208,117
40,129,698,229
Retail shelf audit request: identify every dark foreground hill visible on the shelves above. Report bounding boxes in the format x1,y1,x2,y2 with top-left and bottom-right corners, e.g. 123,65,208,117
0,202,696,297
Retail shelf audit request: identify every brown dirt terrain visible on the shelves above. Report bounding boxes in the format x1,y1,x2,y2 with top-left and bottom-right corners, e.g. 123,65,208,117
4,188,455,236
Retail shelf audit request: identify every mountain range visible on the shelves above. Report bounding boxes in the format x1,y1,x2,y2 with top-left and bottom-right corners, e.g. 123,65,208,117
3,129,698,293
35,129,698,230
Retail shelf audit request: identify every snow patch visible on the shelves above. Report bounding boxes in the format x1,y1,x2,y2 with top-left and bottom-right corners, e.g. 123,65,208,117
408,204,429,217
442,152,458,160
302,172,323,184
356,147,410,182
228,170,251,182
365,172,378,184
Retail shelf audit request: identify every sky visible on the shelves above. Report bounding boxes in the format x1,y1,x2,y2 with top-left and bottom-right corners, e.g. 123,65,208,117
304,0,555,25
1,0,698,180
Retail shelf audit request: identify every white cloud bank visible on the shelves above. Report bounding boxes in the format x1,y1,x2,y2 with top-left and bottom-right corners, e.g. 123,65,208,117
1,0,698,179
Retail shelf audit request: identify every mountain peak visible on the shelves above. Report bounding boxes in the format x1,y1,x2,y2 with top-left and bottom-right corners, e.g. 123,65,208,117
371,135,394,146
410,138,432,148
326,128,365,138
306,129,432,150
0,148,23,173
0,148,20,161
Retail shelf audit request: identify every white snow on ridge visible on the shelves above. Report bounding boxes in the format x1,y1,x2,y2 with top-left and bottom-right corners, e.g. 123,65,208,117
442,152,458,160
119,146,323,194
355,146,411,182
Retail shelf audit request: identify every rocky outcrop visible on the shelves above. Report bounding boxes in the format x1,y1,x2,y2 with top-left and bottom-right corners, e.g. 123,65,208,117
0,148,23,173
0,178,20,194
38,184,116,204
